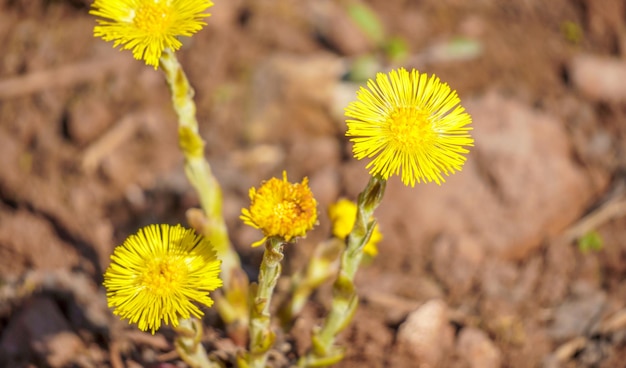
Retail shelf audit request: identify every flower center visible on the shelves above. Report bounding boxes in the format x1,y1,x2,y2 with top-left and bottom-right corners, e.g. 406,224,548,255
141,256,187,296
386,107,434,149
134,1,173,33
275,200,300,221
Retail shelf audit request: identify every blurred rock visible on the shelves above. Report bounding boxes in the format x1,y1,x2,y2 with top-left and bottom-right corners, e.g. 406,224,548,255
570,54,626,103
394,299,454,367
457,327,502,368
0,296,85,367
467,92,594,259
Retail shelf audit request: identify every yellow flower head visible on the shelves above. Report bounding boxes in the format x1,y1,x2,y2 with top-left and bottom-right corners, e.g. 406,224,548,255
328,198,382,257
345,68,474,186
90,0,213,68
103,224,222,334
241,171,318,247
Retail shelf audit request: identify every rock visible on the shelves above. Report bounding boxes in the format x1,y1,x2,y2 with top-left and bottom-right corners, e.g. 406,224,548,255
467,92,593,259
395,299,454,367
570,54,626,103
457,327,502,368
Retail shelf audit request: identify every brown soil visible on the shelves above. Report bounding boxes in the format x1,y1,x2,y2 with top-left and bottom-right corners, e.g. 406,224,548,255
2,0,626,367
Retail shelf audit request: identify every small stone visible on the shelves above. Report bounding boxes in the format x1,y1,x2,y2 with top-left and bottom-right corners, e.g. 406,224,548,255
395,299,454,367
570,54,626,103
457,327,502,368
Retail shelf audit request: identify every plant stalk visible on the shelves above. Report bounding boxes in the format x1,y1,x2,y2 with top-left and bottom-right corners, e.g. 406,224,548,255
300,176,386,367
248,236,286,368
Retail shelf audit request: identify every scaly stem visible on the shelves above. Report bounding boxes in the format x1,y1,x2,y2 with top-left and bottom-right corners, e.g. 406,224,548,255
175,318,221,368
159,49,249,339
248,237,286,368
300,176,386,367
159,48,240,284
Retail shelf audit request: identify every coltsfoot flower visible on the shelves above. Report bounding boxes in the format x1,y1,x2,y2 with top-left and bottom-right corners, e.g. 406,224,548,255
328,198,382,257
103,224,222,334
241,171,318,247
345,67,474,186
90,0,213,68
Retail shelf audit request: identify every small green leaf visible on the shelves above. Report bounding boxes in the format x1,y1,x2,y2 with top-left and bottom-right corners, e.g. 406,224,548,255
578,230,603,253
384,36,409,62
346,2,385,45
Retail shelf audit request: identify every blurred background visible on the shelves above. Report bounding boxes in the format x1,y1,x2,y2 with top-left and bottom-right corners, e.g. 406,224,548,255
1,0,626,367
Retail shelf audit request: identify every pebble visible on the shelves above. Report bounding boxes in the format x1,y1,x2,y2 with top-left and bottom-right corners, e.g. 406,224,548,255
570,54,626,103
395,299,454,367
457,327,502,368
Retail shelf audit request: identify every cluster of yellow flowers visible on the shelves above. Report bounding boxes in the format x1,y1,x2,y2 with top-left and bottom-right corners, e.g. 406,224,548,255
93,0,473,364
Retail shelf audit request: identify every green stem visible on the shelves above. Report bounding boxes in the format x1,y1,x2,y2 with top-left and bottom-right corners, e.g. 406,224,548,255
248,237,286,368
159,48,241,285
159,49,249,338
301,176,386,367
174,318,221,368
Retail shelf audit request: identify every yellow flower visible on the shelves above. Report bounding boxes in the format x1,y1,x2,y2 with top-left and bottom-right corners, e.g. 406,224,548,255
90,0,213,68
103,224,222,334
328,198,382,257
241,171,318,247
345,68,474,186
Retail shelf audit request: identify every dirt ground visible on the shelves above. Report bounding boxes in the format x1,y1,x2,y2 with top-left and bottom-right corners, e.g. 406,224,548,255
2,0,626,367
